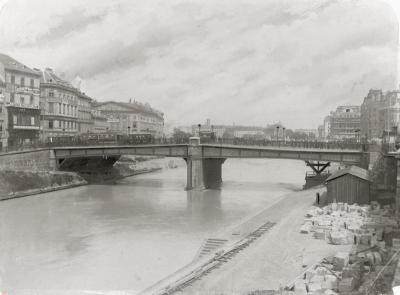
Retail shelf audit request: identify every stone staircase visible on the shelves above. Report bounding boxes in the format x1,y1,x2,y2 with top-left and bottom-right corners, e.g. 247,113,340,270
196,238,228,259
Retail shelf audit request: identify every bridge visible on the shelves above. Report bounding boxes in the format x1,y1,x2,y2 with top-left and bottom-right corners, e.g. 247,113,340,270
48,137,368,190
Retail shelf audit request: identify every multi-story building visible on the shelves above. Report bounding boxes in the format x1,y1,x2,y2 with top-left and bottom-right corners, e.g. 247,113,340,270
91,109,110,133
360,89,384,140
379,90,400,136
323,115,331,140
0,54,41,149
39,68,79,141
329,105,361,140
317,125,324,139
77,92,94,134
92,100,164,138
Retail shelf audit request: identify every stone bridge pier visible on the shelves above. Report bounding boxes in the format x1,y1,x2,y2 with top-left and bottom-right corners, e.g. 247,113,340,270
185,137,226,190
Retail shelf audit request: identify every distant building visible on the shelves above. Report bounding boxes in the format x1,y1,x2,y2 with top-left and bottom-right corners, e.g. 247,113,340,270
39,68,79,140
379,90,400,137
294,129,318,138
360,89,383,140
323,115,331,140
329,105,361,140
192,119,267,139
0,53,41,149
77,92,93,134
317,125,324,139
92,101,164,138
91,109,110,133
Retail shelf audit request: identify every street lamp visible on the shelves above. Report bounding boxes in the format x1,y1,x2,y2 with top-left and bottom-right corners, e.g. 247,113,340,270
197,124,201,136
276,126,280,144
283,127,286,143
128,126,131,135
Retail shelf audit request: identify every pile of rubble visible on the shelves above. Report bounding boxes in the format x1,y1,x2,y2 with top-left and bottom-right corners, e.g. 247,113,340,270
287,246,399,295
300,202,400,248
291,201,400,294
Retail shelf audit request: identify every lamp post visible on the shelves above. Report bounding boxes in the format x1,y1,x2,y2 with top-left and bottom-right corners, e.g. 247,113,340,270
197,124,201,137
276,126,280,145
283,127,286,143
128,126,131,135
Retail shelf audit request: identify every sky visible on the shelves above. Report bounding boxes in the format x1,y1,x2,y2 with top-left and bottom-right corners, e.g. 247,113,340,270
0,0,398,129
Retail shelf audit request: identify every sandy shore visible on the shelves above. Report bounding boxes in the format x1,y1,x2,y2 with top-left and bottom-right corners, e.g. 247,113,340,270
142,186,352,295
182,186,352,294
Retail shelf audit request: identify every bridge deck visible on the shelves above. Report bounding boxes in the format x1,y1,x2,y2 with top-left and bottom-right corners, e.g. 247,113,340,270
52,143,366,165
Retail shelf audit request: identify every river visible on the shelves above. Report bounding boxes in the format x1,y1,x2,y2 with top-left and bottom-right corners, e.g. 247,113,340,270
0,158,307,293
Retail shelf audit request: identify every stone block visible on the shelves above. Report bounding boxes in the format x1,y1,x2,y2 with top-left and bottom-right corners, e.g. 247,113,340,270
314,229,326,240
338,277,356,293
333,252,349,271
393,238,400,250
322,274,338,289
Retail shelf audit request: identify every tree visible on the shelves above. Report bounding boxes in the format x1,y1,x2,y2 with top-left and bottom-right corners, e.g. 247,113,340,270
172,128,191,143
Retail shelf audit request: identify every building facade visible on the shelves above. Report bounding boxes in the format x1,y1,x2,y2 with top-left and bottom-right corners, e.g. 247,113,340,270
77,92,94,134
39,68,79,140
92,101,164,138
360,89,383,140
91,109,110,133
323,115,331,140
0,54,41,149
379,90,400,137
329,105,361,140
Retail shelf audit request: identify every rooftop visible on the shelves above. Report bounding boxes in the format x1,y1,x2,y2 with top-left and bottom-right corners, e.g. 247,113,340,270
0,53,40,76
93,101,164,119
326,165,371,182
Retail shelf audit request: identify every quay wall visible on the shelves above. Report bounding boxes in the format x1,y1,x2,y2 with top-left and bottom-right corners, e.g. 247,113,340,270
0,149,57,171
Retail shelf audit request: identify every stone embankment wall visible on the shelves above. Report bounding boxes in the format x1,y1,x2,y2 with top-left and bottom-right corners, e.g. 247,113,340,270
367,143,397,202
0,149,57,171
0,170,86,201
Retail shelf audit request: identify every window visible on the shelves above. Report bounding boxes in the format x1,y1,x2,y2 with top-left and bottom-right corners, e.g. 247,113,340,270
20,77,25,86
48,102,54,113
10,93,14,103
20,96,24,105
13,115,17,125
49,91,54,97
30,95,34,105
30,79,34,87
49,120,53,129
31,116,35,126
10,75,15,84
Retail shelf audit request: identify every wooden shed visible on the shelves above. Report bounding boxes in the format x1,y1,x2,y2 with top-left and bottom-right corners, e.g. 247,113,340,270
326,166,371,205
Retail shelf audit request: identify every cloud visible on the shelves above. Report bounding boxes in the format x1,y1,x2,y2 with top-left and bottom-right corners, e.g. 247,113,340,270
0,0,398,128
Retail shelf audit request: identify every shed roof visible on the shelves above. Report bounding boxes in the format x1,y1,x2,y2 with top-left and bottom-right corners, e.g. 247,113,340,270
326,166,372,182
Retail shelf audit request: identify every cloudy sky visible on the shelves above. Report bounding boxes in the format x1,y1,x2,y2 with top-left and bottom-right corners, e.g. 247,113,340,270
0,0,398,128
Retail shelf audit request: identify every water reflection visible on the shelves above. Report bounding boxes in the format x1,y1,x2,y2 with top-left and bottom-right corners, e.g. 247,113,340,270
0,158,306,291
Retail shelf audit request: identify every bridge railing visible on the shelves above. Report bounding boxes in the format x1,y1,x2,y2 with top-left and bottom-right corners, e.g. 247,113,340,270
0,138,366,155
209,138,366,151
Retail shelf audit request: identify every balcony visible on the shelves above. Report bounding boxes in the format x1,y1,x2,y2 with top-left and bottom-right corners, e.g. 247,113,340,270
5,102,40,109
12,125,40,130
15,87,40,95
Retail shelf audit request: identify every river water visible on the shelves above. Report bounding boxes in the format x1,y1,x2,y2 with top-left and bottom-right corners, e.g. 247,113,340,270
0,158,307,293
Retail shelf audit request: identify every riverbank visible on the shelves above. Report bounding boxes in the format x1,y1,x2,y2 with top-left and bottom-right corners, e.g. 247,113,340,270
0,157,172,201
141,186,348,295
0,170,87,201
